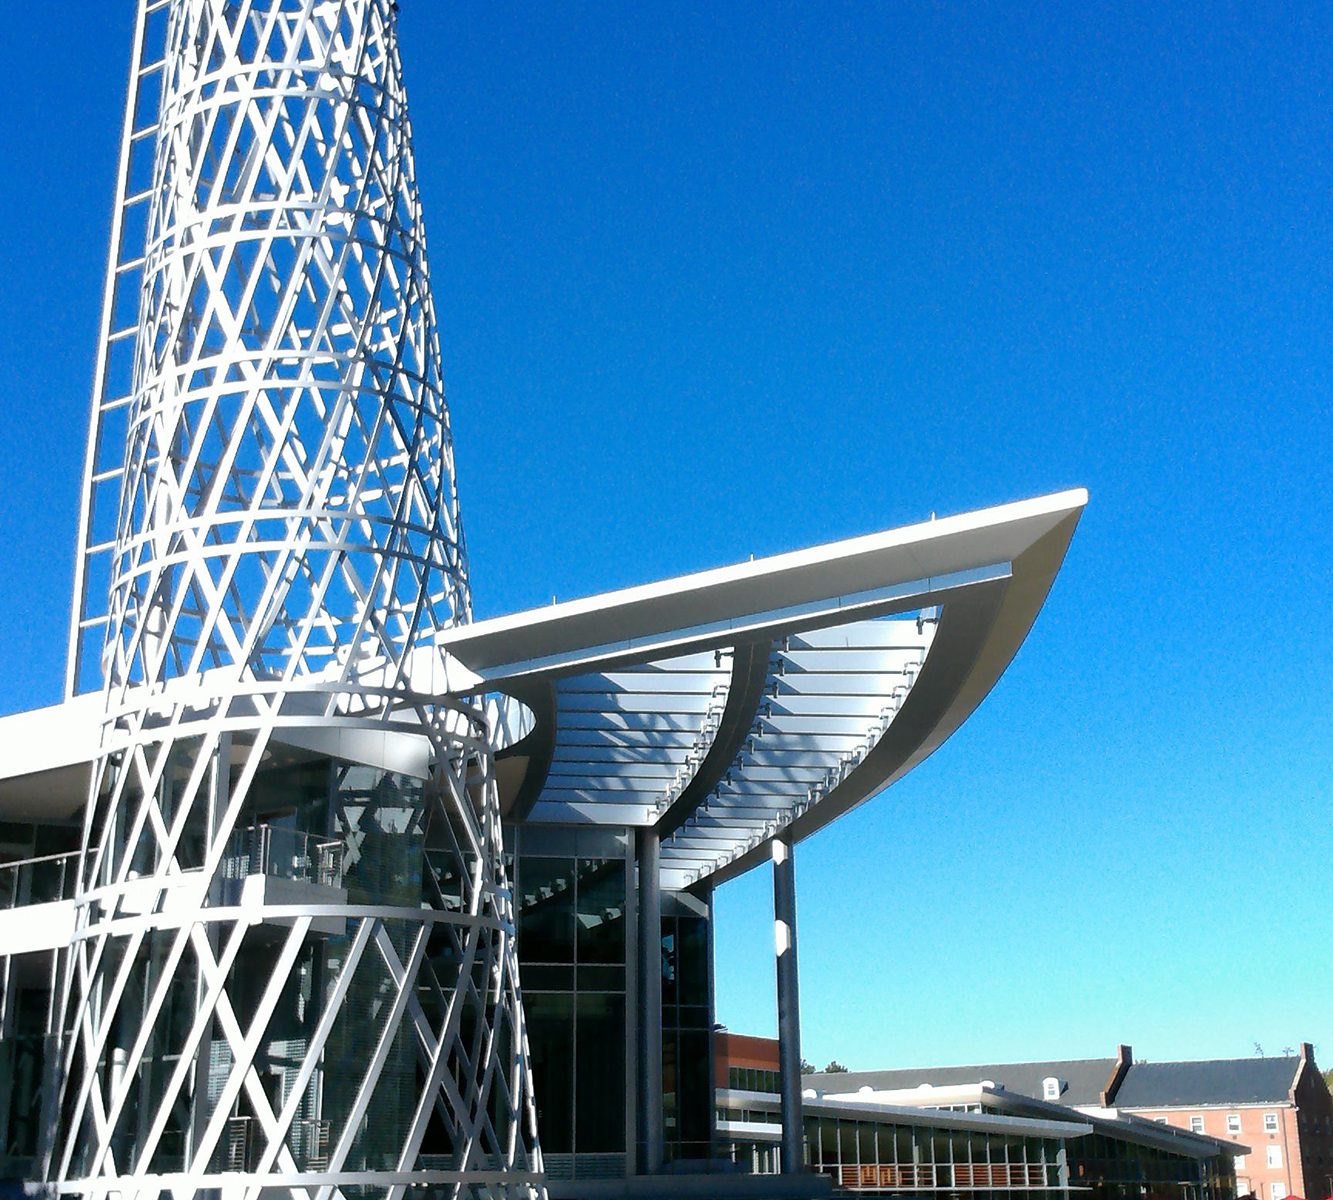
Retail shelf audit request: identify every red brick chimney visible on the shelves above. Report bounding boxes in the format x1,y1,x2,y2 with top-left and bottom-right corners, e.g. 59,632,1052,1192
1291,1041,1317,1102
1102,1044,1133,1106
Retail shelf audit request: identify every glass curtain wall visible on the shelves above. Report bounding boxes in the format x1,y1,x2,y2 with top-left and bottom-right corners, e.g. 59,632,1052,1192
511,826,631,1182
662,889,712,1164
510,825,718,1179
725,1111,1066,1196
808,1116,1064,1194
0,819,83,1177
722,1105,1236,1200
1070,1131,1238,1200
0,802,724,1182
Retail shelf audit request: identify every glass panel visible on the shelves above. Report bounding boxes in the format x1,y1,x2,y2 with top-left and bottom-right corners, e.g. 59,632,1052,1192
526,992,574,1153
675,913,708,1006
332,766,424,906
575,992,625,1152
576,858,625,965
574,827,631,858
663,1029,678,1149
677,1004,709,1029
517,857,576,963
661,926,678,1006
522,965,574,992
576,964,625,992
675,1029,710,1159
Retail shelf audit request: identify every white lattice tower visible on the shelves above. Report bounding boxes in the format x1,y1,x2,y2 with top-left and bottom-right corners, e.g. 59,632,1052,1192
48,3,543,1197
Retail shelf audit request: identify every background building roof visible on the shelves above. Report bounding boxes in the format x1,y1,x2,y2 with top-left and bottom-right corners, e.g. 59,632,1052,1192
1113,1057,1301,1108
804,1058,1119,1107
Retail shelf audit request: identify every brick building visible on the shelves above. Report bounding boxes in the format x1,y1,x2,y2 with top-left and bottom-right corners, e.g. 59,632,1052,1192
1113,1044,1333,1200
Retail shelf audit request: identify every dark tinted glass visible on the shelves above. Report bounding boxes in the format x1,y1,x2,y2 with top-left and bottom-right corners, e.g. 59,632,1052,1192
576,992,625,1151
517,857,575,963
675,915,707,1006
576,858,626,964
526,992,574,1152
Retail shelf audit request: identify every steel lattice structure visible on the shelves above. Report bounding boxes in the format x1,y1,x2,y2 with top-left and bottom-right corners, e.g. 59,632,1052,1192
48,2,543,1197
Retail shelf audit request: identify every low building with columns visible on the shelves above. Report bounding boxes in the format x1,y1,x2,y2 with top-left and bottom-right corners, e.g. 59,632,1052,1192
716,1034,1245,1200
796,1043,1333,1200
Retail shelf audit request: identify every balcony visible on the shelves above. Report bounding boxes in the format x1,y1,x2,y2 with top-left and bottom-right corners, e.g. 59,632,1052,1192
0,851,81,954
223,825,344,890
221,825,348,935
0,849,81,911
0,828,351,954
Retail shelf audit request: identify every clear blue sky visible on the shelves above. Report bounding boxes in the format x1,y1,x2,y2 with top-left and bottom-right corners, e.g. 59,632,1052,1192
0,3,1328,1070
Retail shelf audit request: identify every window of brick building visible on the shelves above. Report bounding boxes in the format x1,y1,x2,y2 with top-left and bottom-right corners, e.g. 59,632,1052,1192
1228,1114,1242,1134
1190,1116,1205,1134
1267,1146,1282,1169
1264,1112,1279,1133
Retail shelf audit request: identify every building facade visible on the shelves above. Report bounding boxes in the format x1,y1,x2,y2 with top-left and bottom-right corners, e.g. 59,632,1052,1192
716,1036,1242,1200
782,1041,1333,1200
1113,1045,1333,1200
0,2,1087,1198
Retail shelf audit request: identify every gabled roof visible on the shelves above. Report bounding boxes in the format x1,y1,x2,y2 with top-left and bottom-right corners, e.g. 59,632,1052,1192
1113,1058,1300,1108
804,1058,1119,1107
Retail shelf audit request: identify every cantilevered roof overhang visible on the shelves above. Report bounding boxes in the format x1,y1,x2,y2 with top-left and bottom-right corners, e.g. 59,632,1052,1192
0,490,1085,891
440,488,1086,889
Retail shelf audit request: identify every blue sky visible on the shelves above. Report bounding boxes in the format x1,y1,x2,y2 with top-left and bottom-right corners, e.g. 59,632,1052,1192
0,3,1329,1070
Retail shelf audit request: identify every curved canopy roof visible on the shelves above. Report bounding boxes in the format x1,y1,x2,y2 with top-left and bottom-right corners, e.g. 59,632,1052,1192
0,490,1086,892
439,488,1087,890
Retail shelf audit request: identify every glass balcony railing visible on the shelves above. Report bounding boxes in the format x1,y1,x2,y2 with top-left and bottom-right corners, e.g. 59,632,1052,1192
0,850,83,911
223,825,344,889
0,831,347,916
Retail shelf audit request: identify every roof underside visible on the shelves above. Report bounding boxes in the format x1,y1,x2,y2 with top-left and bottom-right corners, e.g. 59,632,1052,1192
531,617,937,889
453,489,1087,890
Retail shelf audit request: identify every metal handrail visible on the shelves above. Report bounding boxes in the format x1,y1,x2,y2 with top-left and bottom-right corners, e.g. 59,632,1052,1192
0,849,84,910
223,825,344,888
0,848,82,868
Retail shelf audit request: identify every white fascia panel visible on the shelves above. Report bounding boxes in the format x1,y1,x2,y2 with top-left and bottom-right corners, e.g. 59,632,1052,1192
0,692,105,781
437,490,1084,684
0,899,77,955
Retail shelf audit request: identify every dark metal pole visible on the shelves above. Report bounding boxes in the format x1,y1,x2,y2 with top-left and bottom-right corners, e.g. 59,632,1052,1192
700,878,718,1162
637,826,663,1173
772,832,804,1173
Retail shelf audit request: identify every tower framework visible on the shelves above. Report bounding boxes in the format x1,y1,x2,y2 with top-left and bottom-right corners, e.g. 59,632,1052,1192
50,2,543,1197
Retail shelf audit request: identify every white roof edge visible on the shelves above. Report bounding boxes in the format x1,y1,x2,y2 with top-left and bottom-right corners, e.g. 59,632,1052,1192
1076,1107,1251,1157
720,1089,1092,1139
441,489,1088,677
0,490,1088,802
462,490,1086,633
0,692,104,781
691,490,1086,886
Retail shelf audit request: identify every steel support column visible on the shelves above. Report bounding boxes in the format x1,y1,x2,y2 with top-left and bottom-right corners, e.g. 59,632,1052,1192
700,877,718,1162
637,826,664,1173
772,832,804,1173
